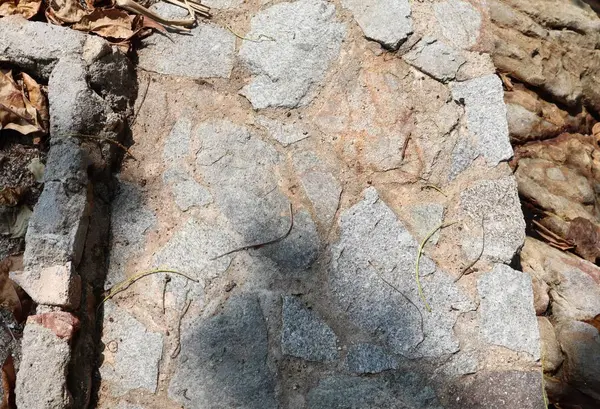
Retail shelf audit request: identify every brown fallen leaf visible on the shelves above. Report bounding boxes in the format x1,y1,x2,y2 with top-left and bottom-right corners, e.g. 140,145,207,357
47,0,87,24
0,258,22,323
1,355,15,409
0,0,41,18
73,8,135,40
0,187,26,207
21,73,48,133
0,71,44,135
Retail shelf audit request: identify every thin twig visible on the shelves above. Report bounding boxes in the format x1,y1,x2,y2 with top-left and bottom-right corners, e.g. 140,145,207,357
416,221,458,312
162,275,171,314
225,25,276,42
422,184,447,196
171,294,192,359
455,216,485,283
131,78,150,129
211,203,294,260
100,269,198,307
69,133,137,160
401,134,411,162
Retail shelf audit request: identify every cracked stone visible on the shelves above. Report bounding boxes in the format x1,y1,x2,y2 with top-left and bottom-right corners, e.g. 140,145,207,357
239,0,345,108
403,38,466,83
281,296,339,362
342,0,412,50
163,168,212,211
406,202,445,245
168,294,277,409
478,264,540,360
451,75,514,165
434,0,482,49
460,177,526,263
163,116,192,164
139,3,235,79
330,187,473,358
256,116,309,146
99,301,163,396
345,343,399,374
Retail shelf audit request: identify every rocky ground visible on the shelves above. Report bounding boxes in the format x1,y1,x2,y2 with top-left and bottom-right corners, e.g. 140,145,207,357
2,0,600,409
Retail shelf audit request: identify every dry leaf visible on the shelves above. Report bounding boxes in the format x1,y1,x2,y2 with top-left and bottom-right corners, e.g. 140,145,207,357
47,0,87,24
0,187,26,207
133,14,167,33
0,71,44,135
0,0,42,19
0,258,22,323
21,73,48,133
73,8,135,40
1,355,15,409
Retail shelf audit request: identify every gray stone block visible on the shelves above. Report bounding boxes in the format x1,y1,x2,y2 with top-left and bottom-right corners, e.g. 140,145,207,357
239,0,345,108
345,343,398,374
168,295,277,409
24,181,90,268
434,0,482,49
138,6,235,79
0,16,85,79
44,139,88,187
403,37,466,83
163,116,192,163
342,0,412,50
99,301,164,395
451,75,514,165
460,177,526,263
330,187,473,358
407,202,445,245
16,317,73,409
256,116,309,146
477,264,540,359
11,263,81,309
281,296,339,362
163,168,212,211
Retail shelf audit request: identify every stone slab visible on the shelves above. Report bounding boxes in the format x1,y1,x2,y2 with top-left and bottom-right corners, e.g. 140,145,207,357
434,0,482,49
345,343,399,374
403,37,466,83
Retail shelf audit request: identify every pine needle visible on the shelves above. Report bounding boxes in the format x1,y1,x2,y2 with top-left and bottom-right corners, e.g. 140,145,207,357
415,221,458,312
100,269,198,307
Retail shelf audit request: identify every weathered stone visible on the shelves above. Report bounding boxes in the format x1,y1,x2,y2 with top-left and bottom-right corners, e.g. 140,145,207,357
100,301,163,396
107,180,156,288
293,151,341,226
0,16,85,79
406,202,445,245
477,264,540,359
163,116,192,164
403,38,466,83
449,129,478,181
308,373,443,409
281,296,339,362
556,320,600,403
447,371,545,409
204,0,243,8
115,403,147,409
441,351,478,376
48,57,110,139
460,177,526,263
16,317,72,409
239,0,345,108
256,116,309,146
139,3,235,79
521,237,600,321
341,0,412,50
451,75,513,166
434,0,482,49
11,263,81,309
345,343,398,374
44,139,88,187
168,295,277,409
153,218,235,309
538,317,563,373
163,168,212,211
531,274,550,315
330,187,473,358
29,312,80,341
23,181,90,267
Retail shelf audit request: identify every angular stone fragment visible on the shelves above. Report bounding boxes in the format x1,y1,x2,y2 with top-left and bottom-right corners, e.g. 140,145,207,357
43,139,88,186
403,38,466,83
11,263,81,309
330,187,473,358
434,0,482,49
406,203,445,245
281,296,339,362
163,116,192,163
16,317,73,409
0,16,86,79
538,317,563,373
163,168,212,211
239,0,345,108
451,75,514,165
23,181,90,267
29,312,80,341
138,3,235,79
342,0,412,50
477,264,540,359
460,177,526,263
345,343,398,374
100,302,163,396
169,295,277,409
